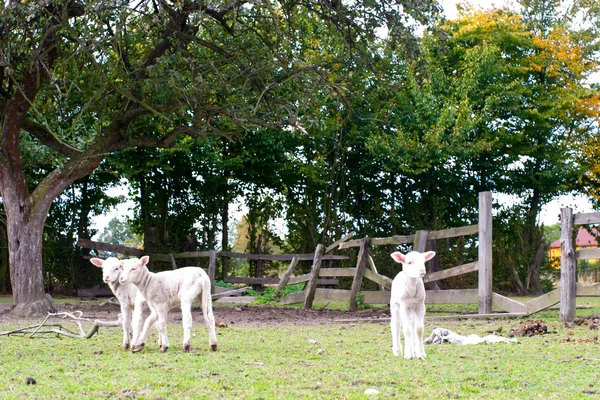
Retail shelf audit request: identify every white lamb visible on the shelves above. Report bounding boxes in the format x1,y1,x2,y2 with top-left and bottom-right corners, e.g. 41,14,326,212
389,250,436,359
119,255,218,353
90,257,146,350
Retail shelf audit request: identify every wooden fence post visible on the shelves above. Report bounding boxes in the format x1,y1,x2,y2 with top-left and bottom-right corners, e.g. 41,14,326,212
208,250,216,294
304,244,325,309
274,256,299,297
560,207,576,323
478,191,493,314
413,229,441,289
413,230,429,252
349,238,369,311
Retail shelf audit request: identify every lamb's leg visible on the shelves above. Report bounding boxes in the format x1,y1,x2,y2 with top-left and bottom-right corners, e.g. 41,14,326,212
401,307,415,359
414,305,426,359
181,300,193,352
390,302,402,357
120,304,132,350
131,308,158,353
201,285,218,352
156,304,170,353
131,296,145,346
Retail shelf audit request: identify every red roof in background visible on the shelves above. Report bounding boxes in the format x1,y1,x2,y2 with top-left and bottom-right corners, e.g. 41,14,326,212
548,227,599,248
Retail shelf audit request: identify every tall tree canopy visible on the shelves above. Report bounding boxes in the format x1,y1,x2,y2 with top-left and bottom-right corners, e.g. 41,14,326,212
3,0,599,310
0,0,440,315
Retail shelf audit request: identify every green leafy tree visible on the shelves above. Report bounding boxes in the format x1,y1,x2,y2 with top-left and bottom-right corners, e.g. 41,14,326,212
385,5,599,292
447,4,598,292
42,173,123,293
0,0,439,315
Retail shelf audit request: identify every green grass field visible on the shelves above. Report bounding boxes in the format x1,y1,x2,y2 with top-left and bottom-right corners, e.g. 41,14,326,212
1,298,599,399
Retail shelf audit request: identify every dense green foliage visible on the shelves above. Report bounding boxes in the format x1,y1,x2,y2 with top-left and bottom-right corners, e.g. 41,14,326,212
0,0,441,312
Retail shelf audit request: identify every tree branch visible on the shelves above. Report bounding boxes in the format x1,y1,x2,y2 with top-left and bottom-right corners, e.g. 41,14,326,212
21,118,82,158
0,311,122,339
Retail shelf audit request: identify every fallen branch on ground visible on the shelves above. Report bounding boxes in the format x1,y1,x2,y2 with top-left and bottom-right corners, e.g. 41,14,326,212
98,297,119,307
0,311,122,339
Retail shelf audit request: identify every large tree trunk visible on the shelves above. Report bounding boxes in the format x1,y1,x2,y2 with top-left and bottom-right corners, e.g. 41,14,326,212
1,160,103,316
0,4,60,315
8,206,55,316
0,1,193,315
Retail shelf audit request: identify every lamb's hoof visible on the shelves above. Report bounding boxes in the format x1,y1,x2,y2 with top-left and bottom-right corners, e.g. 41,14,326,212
160,346,169,353
122,343,130,351
183,344,191,352
130,344,145,353
210,344,217,352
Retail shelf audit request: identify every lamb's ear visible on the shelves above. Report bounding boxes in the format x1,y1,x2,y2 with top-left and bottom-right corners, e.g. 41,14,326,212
423,251,436,261
140,255,150,266
390,252,405,264
90,258,104,268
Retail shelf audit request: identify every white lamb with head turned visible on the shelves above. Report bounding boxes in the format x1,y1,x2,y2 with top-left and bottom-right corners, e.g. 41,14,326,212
119,255,217,353
90,257,146,350
390,250,436,359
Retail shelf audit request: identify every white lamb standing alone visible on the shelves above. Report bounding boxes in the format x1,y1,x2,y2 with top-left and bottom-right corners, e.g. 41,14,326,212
389,250,436,359
90,257,146,350
119,256,218,353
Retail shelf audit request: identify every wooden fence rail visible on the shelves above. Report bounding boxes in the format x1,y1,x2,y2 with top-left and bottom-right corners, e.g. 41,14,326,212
78,196,600,319
77,238,348,298
80,195,496,314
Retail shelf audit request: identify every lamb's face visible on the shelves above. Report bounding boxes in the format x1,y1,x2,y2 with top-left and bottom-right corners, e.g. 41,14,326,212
90,257,122,284
119,256,150,284
390,251,436,279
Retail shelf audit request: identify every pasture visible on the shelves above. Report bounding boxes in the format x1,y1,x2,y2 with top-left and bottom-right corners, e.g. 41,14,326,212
0,298,599,399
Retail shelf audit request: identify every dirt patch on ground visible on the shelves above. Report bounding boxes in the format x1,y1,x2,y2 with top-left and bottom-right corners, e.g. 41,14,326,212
0,299,391,328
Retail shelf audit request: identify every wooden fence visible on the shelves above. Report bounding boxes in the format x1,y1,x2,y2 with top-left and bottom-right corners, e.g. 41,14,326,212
276,192,598,318
77,239,218,294
81,193,599,318
76,239,348,297
558,208,600,323
79,192,511,315
219,251,347,289
277,192,499,313
433,206,600,322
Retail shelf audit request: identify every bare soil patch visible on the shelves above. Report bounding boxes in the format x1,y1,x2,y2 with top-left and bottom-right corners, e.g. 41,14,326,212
0,299,391,327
